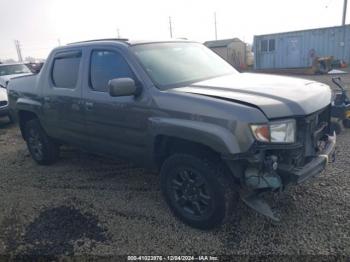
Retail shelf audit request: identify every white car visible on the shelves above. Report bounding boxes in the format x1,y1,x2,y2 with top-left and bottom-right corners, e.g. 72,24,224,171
0,63,32,121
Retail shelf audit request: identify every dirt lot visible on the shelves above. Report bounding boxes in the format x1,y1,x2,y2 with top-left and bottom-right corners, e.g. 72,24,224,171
0,73,350,258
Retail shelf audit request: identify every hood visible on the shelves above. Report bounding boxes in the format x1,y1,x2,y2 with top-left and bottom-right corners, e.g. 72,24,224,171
171,73,332,119
0,73,32,87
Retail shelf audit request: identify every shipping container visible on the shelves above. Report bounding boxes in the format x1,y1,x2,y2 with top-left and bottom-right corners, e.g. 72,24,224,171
253,25,350,70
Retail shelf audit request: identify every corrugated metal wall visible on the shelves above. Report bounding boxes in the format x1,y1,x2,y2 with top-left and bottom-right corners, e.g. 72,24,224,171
254,25,350,69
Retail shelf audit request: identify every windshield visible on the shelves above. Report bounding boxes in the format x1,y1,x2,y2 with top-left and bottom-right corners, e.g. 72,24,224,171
132,42,237,89
0,64,31,76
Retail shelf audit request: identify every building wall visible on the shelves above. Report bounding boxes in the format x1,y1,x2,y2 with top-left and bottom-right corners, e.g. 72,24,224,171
209,41,247,69
227,41,246,68
254,25,350,69
211,47,229,61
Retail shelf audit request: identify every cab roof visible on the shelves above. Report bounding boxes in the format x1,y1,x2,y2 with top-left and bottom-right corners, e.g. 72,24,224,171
67,38,195,47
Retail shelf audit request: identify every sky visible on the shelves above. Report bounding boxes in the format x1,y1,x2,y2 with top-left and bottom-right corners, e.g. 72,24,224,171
0,0,347,60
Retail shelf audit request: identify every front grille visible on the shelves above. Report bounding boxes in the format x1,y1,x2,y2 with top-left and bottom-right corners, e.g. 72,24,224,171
0,101,8,107
263,106,331,168
296,105,331,158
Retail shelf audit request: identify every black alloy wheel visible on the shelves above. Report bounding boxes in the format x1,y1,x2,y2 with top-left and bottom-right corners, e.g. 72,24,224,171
160,153,238,229
25,119,59,165
170,167,213,219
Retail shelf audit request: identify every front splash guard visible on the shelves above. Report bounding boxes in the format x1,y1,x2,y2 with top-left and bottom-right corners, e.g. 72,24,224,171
240,190,280,221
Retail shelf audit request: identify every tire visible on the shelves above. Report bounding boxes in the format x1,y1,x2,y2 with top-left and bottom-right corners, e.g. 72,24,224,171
24,119,59,165
160,153,238,230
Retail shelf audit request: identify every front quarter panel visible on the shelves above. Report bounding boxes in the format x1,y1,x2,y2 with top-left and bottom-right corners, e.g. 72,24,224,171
149,90,268,155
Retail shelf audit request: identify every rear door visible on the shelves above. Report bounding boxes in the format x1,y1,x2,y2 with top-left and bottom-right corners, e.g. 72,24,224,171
41,49,89,147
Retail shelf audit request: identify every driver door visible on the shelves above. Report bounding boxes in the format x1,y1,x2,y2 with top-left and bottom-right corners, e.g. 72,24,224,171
82,48,149,161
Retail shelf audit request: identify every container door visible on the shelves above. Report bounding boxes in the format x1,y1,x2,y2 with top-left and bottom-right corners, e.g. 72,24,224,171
285,36,301,68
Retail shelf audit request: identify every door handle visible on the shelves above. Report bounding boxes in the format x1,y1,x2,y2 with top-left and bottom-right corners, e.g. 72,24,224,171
85,101,94,110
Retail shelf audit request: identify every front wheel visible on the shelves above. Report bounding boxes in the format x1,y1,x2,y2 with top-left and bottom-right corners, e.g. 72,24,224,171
24,119,59,165
160,153,238,230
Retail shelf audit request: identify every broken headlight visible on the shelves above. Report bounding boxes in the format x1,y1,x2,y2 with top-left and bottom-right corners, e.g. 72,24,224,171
250,119,296,143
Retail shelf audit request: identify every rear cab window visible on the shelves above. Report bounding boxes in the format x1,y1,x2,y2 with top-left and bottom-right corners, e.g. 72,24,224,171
51,51,82,89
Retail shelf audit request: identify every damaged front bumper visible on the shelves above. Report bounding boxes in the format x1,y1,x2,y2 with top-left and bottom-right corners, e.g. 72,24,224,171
243,132,336,190
237,133,336,221
278,132,336,185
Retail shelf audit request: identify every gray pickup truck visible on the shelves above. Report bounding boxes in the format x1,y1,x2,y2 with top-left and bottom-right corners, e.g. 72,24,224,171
8,39,336,229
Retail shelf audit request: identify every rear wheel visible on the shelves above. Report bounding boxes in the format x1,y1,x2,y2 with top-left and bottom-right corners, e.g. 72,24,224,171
160,153,238,230
24,119,59,165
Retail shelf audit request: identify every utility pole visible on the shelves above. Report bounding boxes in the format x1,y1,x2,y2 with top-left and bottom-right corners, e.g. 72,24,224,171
14,40,23,62
117,28,120,38
343,0,348,25
169,16,173,38
214,12,218,40
342,0,348,60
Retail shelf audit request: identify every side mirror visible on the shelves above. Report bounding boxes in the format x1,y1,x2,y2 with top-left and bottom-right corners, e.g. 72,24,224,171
108,78,137,97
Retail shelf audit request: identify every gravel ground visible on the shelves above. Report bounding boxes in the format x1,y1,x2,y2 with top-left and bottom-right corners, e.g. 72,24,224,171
0,73,350,258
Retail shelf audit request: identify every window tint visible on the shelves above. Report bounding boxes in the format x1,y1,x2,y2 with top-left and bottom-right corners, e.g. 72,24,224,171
52,53,81,88
261,40,268,52
90,50,134,92
269,39,275,52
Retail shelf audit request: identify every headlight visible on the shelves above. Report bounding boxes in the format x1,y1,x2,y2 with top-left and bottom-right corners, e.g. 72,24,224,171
0,87,8,100
250,119,296,143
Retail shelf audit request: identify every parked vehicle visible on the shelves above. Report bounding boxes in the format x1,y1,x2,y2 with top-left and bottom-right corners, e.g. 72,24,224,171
0,63,32,88
0,63,32,122
7,39,336,229
0,86,10,121
25,62,44,74
331,77,350,133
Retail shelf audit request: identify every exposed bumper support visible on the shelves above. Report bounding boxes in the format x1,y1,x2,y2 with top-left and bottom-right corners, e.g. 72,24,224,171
278,132,336,184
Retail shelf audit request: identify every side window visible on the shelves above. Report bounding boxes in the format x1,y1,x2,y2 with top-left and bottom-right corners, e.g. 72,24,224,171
261,39,275,53
52,52,81,88
261,40,268,52
90,50,134,92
